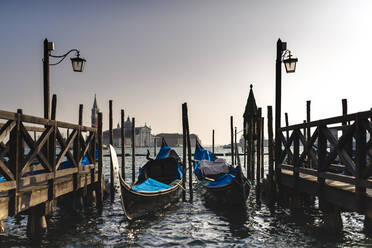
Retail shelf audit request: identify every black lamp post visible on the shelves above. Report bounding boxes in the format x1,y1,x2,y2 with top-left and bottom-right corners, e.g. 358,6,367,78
274,38,298,181
43,38,86,119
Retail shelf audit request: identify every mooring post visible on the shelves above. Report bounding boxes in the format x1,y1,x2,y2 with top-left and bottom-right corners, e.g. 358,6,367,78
154,137,157,156
121,109,125,180
212,129,215,155
355,113,367,194
0,219,5,233
256,108,262,187
364,210,372,235
26,204,47,239
184,103,193,202
72,104,84,210
285,112,289,142
47,95,57,213
342,99,352,159
267,106,276,205
132,117,136,185
234,127,237,165
243,138,247,169
109,100,114,200
97,112,104,208
260,117,264,181
230,116,234,165
182,103,187,201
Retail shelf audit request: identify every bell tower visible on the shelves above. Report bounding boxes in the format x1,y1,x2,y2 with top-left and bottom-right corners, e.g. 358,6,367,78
91,94,99,128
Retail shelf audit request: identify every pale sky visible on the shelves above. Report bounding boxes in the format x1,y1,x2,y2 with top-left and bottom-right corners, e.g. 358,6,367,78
1,0,371,145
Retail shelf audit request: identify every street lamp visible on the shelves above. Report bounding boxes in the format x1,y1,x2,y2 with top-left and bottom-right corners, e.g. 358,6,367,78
43,38,86,119
283,50,298,73
274,38,298,182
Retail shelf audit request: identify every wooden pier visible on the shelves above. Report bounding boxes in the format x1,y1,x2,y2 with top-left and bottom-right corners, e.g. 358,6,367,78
0,107,104,239
275,109,372,231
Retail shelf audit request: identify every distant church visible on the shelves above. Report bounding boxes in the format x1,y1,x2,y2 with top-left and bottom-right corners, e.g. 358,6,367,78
91,94,99,128
90,95,152,147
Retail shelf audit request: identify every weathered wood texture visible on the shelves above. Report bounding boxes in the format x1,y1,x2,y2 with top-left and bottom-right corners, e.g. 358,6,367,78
278,109,372,214
0,108,99,220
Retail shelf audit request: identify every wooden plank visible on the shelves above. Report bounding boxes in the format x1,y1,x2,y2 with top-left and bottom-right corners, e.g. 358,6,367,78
0,110,17,121
280,110,372,131
0,170,98,219
280,172,372,212
56,121,79,130
81,126,96,132
55,168,78,178
0,120,16,144
0,159,15,181
0,181,16,192
0,197,9,219
19,172,53,188
21,114,55,126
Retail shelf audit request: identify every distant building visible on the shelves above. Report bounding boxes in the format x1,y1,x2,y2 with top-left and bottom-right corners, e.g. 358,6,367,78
103,117,152,147
155,133,201,147
91,94,99,128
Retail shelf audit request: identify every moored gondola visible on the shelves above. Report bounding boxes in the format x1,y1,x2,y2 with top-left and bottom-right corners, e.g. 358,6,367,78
110,139,183,220
193,141,250,207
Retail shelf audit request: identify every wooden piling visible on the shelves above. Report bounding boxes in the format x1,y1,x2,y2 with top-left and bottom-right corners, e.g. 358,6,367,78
154,137,157,156
71,105,83,211
184,103,193,202
48,95,57,212
234,126,237,165
121,109,125,179
131,117,136,185
267,106,274,182
342,99,352,159
260,117,264,181
230,116,234,165
97,112,104,208
109,100,114,199
0,219,5,233
212,129,215,155
243,138,246,169
285,112,289,142
182,103,187,201
26,204,46,239
256,108,262,184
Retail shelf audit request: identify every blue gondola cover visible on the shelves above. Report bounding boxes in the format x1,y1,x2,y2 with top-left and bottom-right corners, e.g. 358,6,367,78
132,178,172,192
207,174,235,187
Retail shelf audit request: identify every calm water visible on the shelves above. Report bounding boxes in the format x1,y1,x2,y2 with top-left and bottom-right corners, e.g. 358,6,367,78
1,147,371,247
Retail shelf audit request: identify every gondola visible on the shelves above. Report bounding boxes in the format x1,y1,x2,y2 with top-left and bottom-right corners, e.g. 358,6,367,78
193,141,250,207
110,139,183,220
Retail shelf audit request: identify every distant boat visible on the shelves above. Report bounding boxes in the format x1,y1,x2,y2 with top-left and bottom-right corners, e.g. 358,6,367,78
222,144,231,149
111,139,183,220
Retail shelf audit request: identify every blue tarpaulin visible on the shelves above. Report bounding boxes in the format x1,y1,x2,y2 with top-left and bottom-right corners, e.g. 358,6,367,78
155,145,171,160
207,174,235,187
132,178,172,192
0,177,5,182
193,146,217,180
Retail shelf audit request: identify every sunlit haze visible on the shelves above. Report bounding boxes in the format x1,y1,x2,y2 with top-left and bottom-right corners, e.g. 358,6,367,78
1,0,371,145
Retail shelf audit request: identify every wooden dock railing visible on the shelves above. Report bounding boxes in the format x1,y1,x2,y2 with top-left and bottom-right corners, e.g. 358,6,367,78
276,110,372,213
0,108,103,232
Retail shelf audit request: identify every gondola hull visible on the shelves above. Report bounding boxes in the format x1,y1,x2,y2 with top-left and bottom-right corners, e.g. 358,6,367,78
201,176,250,207
119,175,182,220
